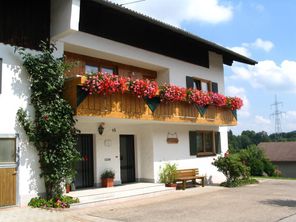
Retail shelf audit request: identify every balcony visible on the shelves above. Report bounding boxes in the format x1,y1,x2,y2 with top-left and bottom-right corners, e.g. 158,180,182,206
64,77,237,126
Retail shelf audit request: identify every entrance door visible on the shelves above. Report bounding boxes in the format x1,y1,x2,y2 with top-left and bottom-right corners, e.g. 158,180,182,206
0,138,16,207
120,135,135,183
74,134,94,189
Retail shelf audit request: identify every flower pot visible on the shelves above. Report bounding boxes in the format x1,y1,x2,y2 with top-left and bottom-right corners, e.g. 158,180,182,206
65,184,71,193
101,178,114,187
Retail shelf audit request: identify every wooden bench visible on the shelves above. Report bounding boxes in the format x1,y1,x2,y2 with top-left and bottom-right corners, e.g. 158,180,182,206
175,168,205,190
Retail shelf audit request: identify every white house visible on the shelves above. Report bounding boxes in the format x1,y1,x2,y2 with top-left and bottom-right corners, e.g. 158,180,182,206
0,0,257,207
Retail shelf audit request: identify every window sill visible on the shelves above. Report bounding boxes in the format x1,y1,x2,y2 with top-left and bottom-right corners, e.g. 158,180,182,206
197,152,216,157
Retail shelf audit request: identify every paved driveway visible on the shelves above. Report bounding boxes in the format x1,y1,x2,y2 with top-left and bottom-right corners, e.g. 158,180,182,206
1,179,296,222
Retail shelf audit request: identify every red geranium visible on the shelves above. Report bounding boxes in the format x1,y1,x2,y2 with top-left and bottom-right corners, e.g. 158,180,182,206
188,89,212,107
226,97,243,110
128,79,158,98
82,73,128,95
82,73,244,110
209,92,227,107
159,84,187,102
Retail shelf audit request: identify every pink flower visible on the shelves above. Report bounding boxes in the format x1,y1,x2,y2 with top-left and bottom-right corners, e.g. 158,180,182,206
128,79,158,98
81,73,244,111
209,92,226,107
188,89,212,107
159,84,187,102
226,97,243,110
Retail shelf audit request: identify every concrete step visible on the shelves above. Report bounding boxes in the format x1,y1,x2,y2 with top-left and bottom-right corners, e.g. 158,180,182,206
70,183,174,206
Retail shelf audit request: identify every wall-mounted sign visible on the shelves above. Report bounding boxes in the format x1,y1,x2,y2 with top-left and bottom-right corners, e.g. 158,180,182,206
167,132,179,144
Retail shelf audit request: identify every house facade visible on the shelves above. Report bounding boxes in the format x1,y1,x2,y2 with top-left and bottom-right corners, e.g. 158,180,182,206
0,0,256,206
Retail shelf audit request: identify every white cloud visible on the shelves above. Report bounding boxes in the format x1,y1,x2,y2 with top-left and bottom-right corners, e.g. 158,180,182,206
231,60,296,93
286,111,296,117
255,115,271,125
226,86,250,117
228,38,274,57
228,46,251,57
231,115,271,134
230,66,252,79
283,111,296,132
243,38,274,52
231,109,296,135
111,0,233,27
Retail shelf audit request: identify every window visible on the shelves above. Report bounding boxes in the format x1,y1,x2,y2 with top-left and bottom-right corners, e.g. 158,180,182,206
193,78,210,92
0,58,2,94
101,66,115,74
189,131,221,157
186,76,219,93
85,65,116,75
85,65,99,74
0,138,16,163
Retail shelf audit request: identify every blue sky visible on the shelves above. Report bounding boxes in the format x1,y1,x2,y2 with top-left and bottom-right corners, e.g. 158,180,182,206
111,0,296,134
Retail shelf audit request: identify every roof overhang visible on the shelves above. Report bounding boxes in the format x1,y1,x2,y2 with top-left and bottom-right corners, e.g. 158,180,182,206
78,0,257,67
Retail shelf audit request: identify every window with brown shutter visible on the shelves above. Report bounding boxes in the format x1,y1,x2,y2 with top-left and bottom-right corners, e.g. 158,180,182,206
186,76,219,93
189,131,221,157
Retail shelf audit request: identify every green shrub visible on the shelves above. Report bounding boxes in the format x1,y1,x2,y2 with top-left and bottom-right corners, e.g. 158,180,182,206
159,163,177,184
263,159,276,176
212,154,250,183
221,178,259,187
28,195,79,208
100,169,115,179
238,145,275,176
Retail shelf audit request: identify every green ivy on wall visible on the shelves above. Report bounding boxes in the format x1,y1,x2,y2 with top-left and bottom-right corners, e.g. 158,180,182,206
17,42,80,199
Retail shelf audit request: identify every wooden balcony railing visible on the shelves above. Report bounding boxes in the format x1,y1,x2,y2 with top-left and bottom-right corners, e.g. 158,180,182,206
64,77,237,126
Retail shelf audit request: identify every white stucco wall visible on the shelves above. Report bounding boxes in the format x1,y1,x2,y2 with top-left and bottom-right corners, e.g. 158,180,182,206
0,43,45,206
60,32,225,94
75,118,228,186
51,0,80,39
75,119,156,185
138,126,154,182
152,124,228,184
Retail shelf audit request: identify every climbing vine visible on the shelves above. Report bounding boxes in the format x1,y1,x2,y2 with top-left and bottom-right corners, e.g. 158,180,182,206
17,42,80,198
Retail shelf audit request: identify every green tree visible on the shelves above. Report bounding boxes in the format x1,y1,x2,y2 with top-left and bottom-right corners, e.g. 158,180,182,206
254,131,270,144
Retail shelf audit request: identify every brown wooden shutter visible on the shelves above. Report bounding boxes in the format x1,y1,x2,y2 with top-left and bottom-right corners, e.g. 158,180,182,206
211,82,218,93
189,131,197,155
194,79,201,90
215,132,221,154
186,76,194,89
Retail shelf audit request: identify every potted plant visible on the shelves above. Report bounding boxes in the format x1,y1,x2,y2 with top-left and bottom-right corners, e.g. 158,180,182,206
101,169,115,187
65,175,74,193
159,163,177,187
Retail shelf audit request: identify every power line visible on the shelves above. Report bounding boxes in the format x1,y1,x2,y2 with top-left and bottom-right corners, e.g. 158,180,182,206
119,0,146,6
270,95,285,139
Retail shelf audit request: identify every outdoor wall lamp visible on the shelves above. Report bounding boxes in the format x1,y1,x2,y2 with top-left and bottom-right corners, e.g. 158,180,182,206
98,123,105,135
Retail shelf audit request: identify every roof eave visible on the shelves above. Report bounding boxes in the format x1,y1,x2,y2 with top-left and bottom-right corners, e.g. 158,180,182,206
89,0,258,66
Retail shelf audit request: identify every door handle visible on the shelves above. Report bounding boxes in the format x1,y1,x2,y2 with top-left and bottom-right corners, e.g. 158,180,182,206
12,171,17,175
